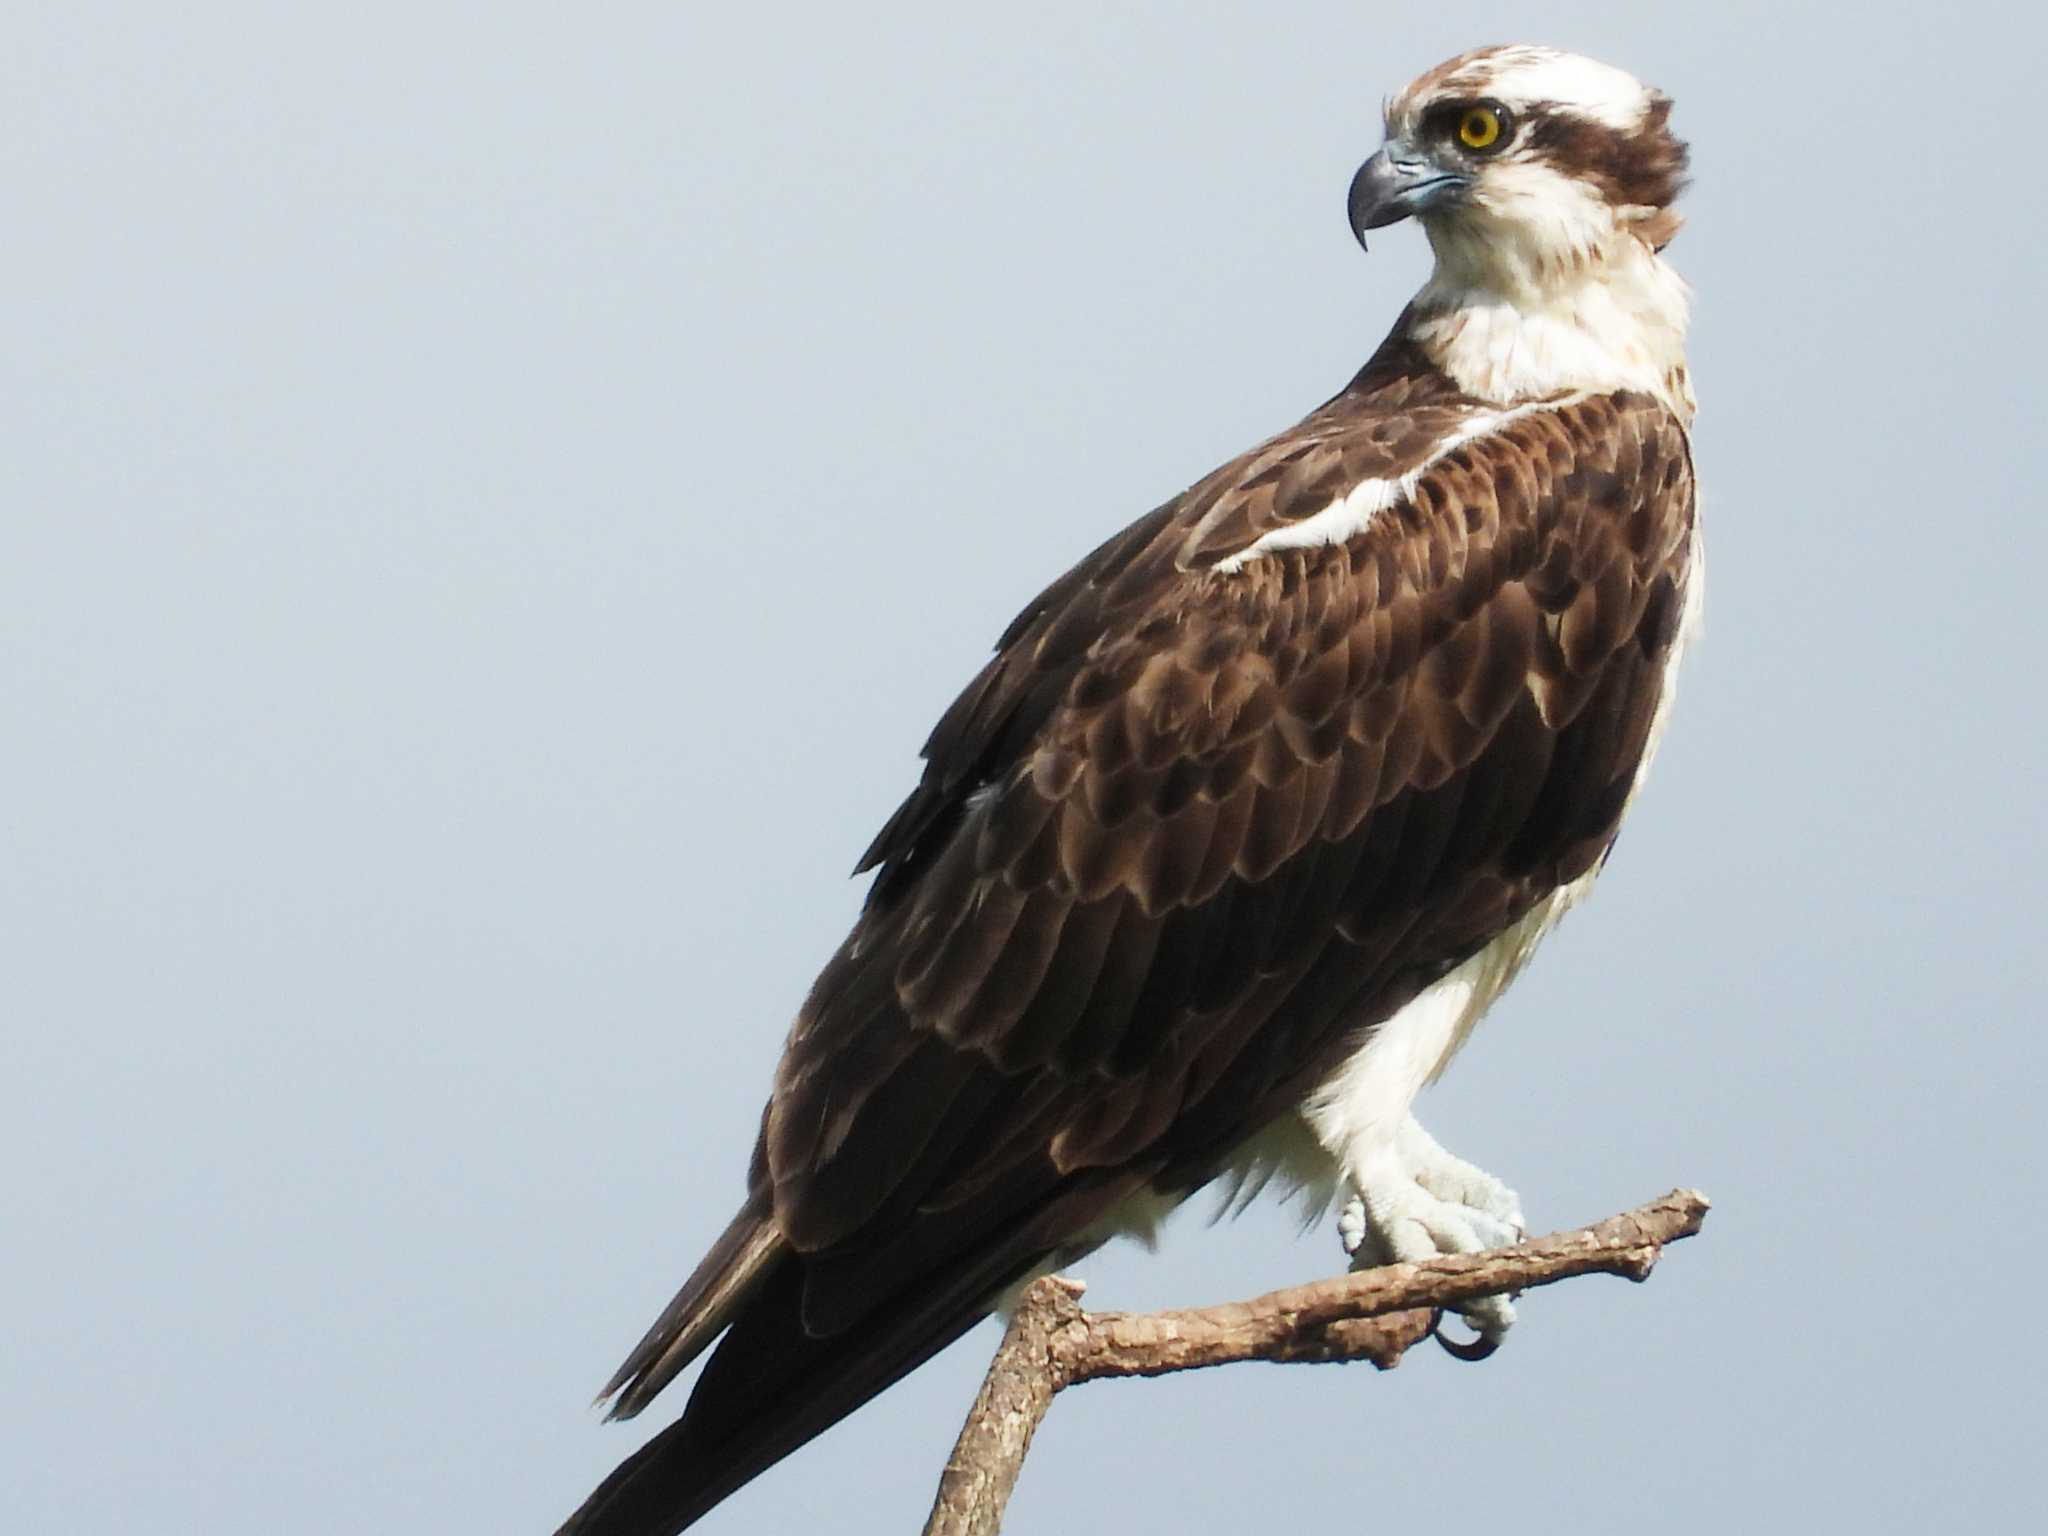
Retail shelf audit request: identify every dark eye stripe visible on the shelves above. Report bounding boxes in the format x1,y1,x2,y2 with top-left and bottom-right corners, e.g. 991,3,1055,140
1522,101,1690,208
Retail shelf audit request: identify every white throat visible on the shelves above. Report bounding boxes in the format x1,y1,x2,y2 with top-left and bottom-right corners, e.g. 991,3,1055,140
1408,220,1694,420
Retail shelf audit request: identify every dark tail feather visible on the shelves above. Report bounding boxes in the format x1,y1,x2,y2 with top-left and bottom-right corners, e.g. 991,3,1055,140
555,1230,1045,1536
599,1197,784,1422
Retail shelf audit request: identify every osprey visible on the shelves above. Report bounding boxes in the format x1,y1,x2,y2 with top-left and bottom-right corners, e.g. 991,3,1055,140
561,44,1699,1536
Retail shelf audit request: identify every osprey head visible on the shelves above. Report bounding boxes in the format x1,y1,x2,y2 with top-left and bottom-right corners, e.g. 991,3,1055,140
1350,46,1689,284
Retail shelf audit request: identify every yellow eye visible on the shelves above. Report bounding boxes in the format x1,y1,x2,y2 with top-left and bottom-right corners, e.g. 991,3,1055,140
1458,106,1502,150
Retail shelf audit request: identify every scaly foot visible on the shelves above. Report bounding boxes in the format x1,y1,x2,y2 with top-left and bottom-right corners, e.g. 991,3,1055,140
1336,1116,1525,1340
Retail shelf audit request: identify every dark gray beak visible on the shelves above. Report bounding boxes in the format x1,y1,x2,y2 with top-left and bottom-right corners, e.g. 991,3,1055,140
1347,147,1468,251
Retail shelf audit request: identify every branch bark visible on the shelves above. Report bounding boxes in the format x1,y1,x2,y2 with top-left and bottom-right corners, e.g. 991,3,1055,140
921,1188,1710,1536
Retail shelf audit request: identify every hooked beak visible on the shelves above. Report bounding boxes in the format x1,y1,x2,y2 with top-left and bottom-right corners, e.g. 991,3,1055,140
1347,146,1470,250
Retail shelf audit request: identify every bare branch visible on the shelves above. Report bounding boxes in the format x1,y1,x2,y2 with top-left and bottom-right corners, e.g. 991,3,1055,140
921,1188,1709,1536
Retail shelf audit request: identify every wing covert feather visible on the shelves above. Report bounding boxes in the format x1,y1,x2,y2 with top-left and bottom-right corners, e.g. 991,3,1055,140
765,378,1695,1317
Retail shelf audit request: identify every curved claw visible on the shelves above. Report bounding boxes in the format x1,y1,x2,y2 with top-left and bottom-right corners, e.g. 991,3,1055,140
1431,1311,1502,1362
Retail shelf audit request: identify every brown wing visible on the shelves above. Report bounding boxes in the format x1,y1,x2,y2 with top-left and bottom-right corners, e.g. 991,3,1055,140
559,373,1696,1536
771,386,1693,1247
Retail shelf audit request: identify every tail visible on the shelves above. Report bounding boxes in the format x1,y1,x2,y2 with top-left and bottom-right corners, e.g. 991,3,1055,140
597,1196,785,1421
556,1180,1079,1536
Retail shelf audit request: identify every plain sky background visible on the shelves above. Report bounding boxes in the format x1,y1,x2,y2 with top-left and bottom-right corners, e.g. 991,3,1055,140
8,3,2046,1533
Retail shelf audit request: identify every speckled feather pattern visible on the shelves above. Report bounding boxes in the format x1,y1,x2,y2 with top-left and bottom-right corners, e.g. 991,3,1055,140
771,365,1695,1275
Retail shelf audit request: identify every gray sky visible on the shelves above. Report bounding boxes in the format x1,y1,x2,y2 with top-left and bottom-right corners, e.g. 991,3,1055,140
7,3,2045,1532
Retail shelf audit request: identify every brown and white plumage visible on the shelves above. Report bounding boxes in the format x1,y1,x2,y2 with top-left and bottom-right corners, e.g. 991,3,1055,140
560,44,1700,1536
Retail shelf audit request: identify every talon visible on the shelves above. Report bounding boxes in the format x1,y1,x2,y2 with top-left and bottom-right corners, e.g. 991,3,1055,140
1433,1313,1502,1362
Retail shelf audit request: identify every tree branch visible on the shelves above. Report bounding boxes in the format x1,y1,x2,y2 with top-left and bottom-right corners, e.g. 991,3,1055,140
921,1188,1710,1536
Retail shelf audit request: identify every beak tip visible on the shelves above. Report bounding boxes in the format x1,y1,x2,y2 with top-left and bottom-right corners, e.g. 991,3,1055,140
1346,149,1400,254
